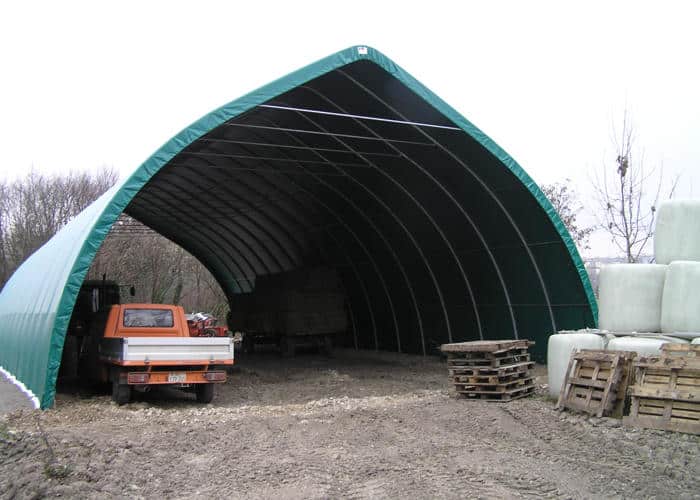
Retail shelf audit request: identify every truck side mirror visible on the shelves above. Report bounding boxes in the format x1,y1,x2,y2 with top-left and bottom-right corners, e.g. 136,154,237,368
130,286,136,297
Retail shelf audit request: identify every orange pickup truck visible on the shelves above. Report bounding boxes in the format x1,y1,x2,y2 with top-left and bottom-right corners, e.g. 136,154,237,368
97,304,234,405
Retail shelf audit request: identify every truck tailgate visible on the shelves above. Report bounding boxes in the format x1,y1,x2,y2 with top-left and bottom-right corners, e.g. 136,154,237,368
100,337,234,363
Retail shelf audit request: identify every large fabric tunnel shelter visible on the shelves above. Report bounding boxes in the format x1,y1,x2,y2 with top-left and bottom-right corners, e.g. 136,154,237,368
0,46,597,408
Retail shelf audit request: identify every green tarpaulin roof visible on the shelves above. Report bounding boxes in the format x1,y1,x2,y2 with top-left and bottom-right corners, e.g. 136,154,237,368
0,46,596,408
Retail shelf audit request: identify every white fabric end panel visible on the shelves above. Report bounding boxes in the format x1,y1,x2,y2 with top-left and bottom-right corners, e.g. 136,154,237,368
661,261,700,333
654,199,700,264
547,333,605,398
597,264,667,332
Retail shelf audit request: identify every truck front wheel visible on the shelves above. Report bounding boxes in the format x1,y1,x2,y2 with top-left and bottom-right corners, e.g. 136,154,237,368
196,383,215,404
112,379,131,405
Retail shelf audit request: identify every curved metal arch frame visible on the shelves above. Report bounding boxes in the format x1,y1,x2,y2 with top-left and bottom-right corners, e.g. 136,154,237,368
294,85,488,340
337,70,558,333
209,124,407,351
249,118,421,353
170,155,381,350
159,164,300,270
178,164,310,262
126,197,249,295
134,180,270,279
129,183,264,288
176,144,383,350
269,107,452,344
277,174,397,351
182,139,391,350
234,169,380,351
296,85,497,335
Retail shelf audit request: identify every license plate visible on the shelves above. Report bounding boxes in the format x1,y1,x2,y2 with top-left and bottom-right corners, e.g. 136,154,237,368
168,372,186,383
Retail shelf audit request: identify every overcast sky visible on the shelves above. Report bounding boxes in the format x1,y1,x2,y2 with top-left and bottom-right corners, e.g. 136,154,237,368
1,1,698,257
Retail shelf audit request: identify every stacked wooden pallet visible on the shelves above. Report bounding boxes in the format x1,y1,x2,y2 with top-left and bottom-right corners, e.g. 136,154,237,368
440,340,535,402
556,349,636,418
624,344,700,435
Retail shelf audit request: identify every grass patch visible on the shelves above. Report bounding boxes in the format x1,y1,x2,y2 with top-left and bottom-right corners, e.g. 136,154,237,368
44,462,71,479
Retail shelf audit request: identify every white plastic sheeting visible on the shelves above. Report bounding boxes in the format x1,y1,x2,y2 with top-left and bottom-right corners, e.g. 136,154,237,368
692,338,700,345
607,335,688,357
546,333,605,398
661,261,700,333
654,199,700,264
598,264,667,332
0,365,40,409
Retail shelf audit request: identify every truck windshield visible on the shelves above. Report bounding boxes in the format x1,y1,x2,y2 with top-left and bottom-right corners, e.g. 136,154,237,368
123,309,174,328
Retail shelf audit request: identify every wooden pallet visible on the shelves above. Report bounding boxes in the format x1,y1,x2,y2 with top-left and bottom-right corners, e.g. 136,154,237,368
456,384,536,402
440,339,534,353
556,349,636,418
659,343,700,359
447,353,531,368
448,360,534,377
623,353,700,435
441,339,535,402
452,369,531,385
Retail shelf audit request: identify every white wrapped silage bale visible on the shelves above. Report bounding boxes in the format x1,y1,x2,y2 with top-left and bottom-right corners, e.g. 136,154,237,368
607,335,688,357
547,333,605,397
692,338,700,345
661,261,700,333
654,199,700,264
597,264,667,332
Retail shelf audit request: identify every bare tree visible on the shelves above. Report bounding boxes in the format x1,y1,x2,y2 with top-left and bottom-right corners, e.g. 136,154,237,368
89,214,228,315
0,179,9,284
592,110,678,262
541,180,593,251
0,167,119,288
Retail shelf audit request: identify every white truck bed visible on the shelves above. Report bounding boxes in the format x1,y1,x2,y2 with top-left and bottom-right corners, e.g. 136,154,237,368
99,337,234,363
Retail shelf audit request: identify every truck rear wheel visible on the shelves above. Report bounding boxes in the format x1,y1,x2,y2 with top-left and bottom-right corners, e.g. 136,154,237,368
196,383,215,404
112,379,131,405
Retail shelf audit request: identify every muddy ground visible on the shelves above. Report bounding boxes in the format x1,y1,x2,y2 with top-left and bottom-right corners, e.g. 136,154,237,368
1,349,698,499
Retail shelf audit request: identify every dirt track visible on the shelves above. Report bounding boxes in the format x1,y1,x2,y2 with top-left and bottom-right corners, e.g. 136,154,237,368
1,349,699,499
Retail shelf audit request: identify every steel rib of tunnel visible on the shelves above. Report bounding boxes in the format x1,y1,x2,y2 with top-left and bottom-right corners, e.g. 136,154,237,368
337,69,558,333
228,165,378,351
136,181,274,278
127,194,255,294
288,86,485,341
126,198,250,295
242,119,422,352
231,166,379,351
294,84,497,338
124,204,245,295
270,176,392,351
156,165,300,271
190,132,408,347
168,156,380,350
128,186,263,291
265,108,453,344
175,161,311,262
230,123,426,354
180,158,370,351
185,139,398,351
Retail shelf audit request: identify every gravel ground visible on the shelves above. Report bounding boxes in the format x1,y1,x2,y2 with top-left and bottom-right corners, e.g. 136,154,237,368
1,348,699,499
